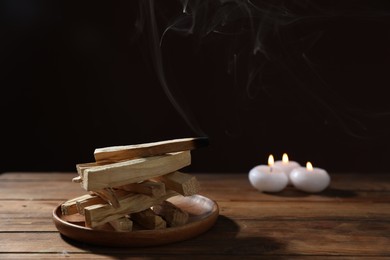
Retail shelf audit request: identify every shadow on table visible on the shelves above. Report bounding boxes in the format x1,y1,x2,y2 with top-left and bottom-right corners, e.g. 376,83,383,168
60,215,286,258
266,187,357,198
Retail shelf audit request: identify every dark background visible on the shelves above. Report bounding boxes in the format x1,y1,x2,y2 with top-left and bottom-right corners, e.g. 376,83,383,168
2,0,390,173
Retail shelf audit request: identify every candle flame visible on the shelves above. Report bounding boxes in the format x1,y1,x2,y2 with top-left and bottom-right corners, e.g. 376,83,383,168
268,154,274,166
282,153,289,163
306,162,313,171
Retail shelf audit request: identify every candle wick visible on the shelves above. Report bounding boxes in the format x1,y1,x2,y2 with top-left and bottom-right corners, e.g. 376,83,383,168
270,167,273,173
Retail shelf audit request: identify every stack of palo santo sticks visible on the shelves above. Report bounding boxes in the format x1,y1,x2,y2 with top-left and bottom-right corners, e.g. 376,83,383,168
61,137,208,231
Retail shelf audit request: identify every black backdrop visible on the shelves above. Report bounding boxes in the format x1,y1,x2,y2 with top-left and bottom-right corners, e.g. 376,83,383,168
2,0,390,173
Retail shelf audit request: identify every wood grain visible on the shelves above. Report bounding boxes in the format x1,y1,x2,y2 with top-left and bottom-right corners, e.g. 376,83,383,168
116,181,166,197
0,255,388,260
153,201,189,227
130,208,166,230
0,223,389,255
0,172,389,258
2,173,389,201
80,151,191,191
94,137,208,163
84,190,178,228
154,171,200,196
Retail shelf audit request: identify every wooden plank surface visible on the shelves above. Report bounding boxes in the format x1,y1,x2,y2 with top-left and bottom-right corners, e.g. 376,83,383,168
1,255,387,260
1,172,390,201
0,172,389,259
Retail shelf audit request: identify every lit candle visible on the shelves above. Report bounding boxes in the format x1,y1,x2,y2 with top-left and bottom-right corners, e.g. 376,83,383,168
248,155,288,192
273,153,300,184
290,162,331,193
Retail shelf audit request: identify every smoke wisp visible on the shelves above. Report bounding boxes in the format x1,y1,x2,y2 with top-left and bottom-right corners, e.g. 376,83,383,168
138,0,390,138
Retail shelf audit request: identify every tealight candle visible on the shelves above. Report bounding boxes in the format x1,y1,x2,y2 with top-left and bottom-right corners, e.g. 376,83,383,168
249,155,288,192
290,162,331,193
273,153,300,184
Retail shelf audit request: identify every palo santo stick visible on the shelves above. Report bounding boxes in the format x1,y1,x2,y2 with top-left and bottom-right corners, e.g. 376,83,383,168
73,163,101,184
76,162,99,175
84,190,178,228
116,181,166,197
154,171,200,196
153,201,189,227
94,137,208,163
92,188,121,208
75,161,113,176
74,195,105,215
109,217,133,232
131,208,166,230
92,222,114,231
79,151,191,191
77,189,129,215
61,213,85,223
61,194,103,215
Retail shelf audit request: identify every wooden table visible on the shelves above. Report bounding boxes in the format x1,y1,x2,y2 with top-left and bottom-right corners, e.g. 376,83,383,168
0,172,389,259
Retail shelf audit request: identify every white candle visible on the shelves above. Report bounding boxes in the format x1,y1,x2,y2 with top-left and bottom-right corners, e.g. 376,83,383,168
273,153,300,184
290,162,331,193
249,155,288,192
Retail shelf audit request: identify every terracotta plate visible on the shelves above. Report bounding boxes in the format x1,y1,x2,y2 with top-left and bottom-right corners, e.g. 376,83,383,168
52,195,219,247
